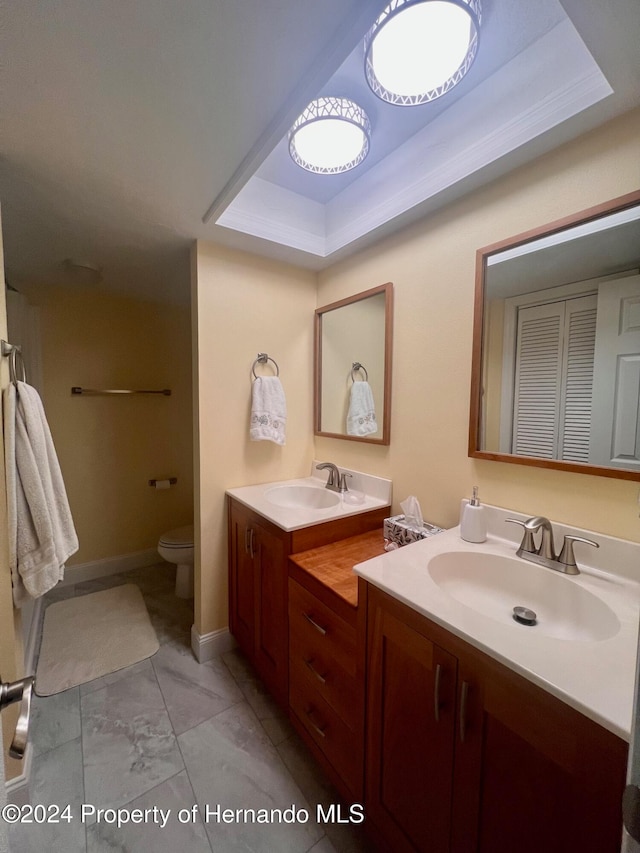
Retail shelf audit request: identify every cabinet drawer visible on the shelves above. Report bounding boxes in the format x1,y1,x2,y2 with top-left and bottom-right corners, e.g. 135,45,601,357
290,678,360,796
290,642,358,730
289,579,356,676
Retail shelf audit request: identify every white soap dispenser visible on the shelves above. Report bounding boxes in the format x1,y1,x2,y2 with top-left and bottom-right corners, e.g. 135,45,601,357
460,486,487,543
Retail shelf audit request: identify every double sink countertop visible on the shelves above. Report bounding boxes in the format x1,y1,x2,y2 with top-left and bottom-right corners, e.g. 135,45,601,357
226,471,640,741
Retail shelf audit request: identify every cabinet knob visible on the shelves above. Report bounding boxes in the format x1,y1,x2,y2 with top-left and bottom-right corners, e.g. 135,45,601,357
304,658,327,684
434,664,442,723
304,706,327,739
303,612,327,636
459,681,469,743
244,527,255,559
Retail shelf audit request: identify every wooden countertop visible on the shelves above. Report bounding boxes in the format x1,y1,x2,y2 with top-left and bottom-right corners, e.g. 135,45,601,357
289,529,387,608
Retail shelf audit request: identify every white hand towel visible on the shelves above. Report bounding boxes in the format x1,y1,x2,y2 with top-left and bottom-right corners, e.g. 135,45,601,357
347,380,378,436
3,381,79,605
250,376,287,445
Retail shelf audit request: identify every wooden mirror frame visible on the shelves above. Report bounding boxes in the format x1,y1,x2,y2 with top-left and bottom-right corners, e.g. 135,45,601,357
314,282,393,445
469,189,640,481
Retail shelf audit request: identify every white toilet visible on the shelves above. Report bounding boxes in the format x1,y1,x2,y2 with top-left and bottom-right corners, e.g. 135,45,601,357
157,524,194,599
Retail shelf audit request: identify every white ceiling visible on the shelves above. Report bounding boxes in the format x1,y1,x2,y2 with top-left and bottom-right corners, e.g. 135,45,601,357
2,0,640,304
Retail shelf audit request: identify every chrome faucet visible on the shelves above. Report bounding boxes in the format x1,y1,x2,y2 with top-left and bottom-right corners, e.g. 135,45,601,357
315,462,350,493
506,515,599,575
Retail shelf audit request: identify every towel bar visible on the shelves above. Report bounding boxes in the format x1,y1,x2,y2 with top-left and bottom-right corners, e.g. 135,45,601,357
71,387,172,396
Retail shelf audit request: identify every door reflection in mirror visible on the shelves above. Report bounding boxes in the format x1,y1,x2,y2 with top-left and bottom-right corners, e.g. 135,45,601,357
471,190,640,479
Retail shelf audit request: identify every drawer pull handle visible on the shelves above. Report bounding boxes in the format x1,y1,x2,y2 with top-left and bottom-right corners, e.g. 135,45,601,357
434,663,442,723
459,681,469,743
304,706,326,738
303,613,327,636
244,527,255,558
304,659,327,684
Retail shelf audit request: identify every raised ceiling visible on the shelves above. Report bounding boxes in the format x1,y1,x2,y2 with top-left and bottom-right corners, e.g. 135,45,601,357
1,0,639,303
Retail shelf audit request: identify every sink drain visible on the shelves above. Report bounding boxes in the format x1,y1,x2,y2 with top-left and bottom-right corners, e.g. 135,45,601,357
513,606,537,626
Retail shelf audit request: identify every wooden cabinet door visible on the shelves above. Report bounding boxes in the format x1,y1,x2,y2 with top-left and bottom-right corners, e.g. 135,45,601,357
228,499,289,706
228,500,255,658
366,589,457,853
451,653,627,853
253,522,288,705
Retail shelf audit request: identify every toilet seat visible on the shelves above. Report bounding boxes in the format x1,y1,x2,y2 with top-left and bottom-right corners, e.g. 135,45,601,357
157,525,195,599
158,525,194,549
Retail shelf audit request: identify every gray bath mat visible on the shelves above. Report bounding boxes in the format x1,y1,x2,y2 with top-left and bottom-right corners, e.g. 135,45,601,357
35,584,159,695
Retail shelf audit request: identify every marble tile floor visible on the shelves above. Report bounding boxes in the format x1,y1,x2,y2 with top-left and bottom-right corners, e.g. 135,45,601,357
7,563,372,853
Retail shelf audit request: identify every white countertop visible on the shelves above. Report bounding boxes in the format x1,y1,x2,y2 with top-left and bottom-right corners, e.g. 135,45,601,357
226,465,392,533
354,519,640,740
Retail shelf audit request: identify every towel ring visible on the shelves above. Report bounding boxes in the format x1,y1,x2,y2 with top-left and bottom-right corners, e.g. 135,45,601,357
1,340,26,385
351,362,368,383
252,353,280,379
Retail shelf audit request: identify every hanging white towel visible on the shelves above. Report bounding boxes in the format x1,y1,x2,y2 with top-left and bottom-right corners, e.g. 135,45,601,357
347,380,378,436
250,376,287,445
3,381,79,606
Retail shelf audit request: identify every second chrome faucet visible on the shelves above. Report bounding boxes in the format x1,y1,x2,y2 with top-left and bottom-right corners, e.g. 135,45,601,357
316,462,352,494
506,515,599,575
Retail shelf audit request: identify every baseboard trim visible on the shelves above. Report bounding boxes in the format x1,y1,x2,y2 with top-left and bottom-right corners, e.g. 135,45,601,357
60,548,160,587
191,625,235,663
5,743,33,794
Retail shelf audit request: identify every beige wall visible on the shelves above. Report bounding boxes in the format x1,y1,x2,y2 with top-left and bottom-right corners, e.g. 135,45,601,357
193,243,316,635
194,109,640,637
22,283,194,565
315,108,640,543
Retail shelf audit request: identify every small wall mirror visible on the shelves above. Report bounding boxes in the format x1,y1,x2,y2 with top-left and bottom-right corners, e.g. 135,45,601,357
470,190,640,480
315,283,393,444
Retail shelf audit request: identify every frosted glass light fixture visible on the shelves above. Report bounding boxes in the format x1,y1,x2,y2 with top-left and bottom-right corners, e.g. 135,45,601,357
288,97,371,174
365,0,481,106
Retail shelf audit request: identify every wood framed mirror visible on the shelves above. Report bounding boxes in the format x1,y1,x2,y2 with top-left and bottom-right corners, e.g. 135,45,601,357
469,189,640,480
314,282,393,445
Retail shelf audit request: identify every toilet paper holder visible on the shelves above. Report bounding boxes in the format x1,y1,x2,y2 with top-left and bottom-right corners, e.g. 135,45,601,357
149,478,177,488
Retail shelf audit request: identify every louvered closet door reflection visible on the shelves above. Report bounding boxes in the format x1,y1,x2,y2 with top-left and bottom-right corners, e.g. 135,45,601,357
513,302,564,458
512,296,597,460
558,295,597,463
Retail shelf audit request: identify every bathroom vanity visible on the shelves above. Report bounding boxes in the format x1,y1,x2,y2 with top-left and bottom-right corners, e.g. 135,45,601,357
227,480,636,853
288,530,385,803
226,468,391,709
363,583,626,853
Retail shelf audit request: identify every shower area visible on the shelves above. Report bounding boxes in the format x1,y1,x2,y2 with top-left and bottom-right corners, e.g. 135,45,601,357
4,280,194,678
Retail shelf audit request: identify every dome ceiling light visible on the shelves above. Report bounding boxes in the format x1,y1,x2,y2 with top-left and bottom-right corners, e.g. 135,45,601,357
365,0,482,106
288,96,371,174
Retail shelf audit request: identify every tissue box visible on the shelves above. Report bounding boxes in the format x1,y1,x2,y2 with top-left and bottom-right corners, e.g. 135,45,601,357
383,515,445,547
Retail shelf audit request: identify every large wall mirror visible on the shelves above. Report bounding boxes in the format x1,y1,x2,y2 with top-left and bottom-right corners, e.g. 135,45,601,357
469,190,640,480
315,283,393,445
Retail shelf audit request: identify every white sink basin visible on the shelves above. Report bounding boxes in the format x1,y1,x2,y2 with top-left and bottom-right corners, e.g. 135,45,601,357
265,484,340,510
427,551,620,642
